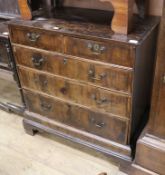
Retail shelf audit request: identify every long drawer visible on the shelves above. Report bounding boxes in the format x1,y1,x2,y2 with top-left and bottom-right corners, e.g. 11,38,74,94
14,46,133,94
18,67,131,118
9,26,63,52
23,89,129,144
64,36,134,68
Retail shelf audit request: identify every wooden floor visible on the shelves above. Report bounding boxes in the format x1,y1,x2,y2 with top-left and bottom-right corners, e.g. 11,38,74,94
0,110,127,175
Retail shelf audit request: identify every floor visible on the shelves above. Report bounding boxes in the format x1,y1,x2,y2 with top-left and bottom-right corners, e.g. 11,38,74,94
0,76,22,105
0,110,127,175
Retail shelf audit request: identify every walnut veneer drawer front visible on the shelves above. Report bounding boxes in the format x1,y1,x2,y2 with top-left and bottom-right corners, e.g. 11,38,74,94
14,46,133,94
18,67,131,118
24,90,128,144
9,27,63,52
65,37,134,68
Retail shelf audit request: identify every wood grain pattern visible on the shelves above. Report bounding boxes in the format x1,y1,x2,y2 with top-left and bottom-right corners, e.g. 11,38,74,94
18,67,131,118
23,89,129,144
13,45,133,94
65,37,134,68
8,13,159,168
10,27,63,52
10,27,134,68
17,0,32,20
100,0,135,34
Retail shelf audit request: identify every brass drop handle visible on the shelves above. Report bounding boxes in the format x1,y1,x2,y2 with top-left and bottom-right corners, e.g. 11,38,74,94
32,56,45,68
88,69,107,81
27,32,40,42
91,94,109,105
63,58,68,65
34,77,48,87
87,43,106,54
96,97,108,105
90,118,105,128
42,80,48,86
40,102,52,112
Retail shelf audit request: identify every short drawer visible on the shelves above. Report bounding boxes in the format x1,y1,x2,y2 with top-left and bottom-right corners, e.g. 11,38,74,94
9,26,63,52
65,37,134,68
24,89,129,144
18,67,131,118
14,46,133,94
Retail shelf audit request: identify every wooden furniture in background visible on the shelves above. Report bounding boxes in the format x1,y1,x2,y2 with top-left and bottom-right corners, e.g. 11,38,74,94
130,1,165,175
0,0,24,114
0,19,24,114
17,0,32,20
8,8,159,173
17,0,148,34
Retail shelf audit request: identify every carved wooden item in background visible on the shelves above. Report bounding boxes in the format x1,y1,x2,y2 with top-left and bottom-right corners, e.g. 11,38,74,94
17,0,147,35
130,1,165,174
17,0,32,20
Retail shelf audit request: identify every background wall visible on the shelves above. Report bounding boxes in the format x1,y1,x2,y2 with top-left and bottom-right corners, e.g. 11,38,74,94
0,0,20,16
64,0,163,16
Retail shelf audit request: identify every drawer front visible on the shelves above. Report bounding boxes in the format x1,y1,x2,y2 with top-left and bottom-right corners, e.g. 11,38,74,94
18,67,131,118
65,37,134,68
9,26,63,52
24,89,129,144
14,46,133,93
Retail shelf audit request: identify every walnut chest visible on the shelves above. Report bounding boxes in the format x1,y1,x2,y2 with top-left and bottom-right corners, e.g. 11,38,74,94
8,9,159,162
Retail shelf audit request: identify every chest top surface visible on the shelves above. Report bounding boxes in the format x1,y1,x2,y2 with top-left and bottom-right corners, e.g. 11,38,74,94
8,7,160,45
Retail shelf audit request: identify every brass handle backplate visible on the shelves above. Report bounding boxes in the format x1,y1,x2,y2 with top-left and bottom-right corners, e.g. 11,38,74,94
32,55,45,68
91,94,109,105
90,118,105,128
40,102,52,112
87,43,106,54
27,32,40,42
88,67,107,81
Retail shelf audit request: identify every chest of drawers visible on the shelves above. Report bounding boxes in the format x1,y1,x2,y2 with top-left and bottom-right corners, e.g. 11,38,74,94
8,10,159,163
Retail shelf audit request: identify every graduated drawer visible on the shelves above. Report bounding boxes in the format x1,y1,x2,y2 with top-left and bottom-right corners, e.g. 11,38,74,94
9,26,63,52
65,36,134,68
23,89,129,144
14,46,133,94
18,67,131,118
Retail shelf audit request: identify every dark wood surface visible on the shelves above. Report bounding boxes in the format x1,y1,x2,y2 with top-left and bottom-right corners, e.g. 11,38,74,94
18,67,131,118
8,10,159,172
130,2,165,175
23,89,129,144
17,0,148,34
9,8,160,43
14,45,133,94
